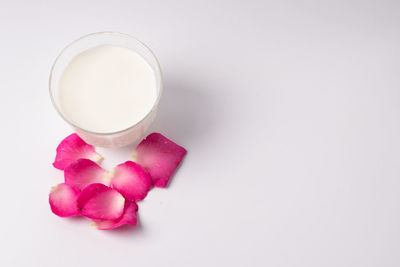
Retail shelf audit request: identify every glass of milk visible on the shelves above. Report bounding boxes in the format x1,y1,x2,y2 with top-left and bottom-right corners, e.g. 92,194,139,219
49,32,163,148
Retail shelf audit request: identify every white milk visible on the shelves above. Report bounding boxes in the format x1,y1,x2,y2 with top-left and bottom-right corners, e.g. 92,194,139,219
59,45,157,133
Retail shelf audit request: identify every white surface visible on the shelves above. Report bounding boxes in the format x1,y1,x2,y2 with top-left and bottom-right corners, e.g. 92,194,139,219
1,1,400,266
59,45,157,133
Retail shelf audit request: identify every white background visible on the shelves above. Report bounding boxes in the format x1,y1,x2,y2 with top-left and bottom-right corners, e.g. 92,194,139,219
1,0,400,266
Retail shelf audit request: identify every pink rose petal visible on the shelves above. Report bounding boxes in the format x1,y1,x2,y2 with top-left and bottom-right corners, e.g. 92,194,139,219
135,133,187,187
65,159,109,190
53,133,102,170
78,183,125,221
49,183,80,217
111,161,152,202
95,201,138,230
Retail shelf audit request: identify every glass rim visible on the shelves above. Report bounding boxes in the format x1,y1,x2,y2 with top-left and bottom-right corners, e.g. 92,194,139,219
49,31,163,136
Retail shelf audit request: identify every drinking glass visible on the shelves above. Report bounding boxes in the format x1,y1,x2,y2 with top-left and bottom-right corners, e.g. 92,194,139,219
49,32,163,148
